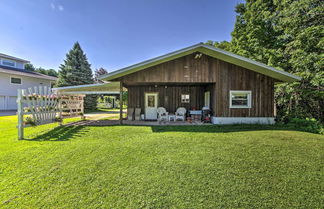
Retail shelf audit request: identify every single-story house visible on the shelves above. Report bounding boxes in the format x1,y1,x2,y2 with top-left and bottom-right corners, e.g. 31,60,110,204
0,53,57,110
99,43,300,124
54,43,300,124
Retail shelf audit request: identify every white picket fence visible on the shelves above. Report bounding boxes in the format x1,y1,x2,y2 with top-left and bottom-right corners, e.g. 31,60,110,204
17,86,85,140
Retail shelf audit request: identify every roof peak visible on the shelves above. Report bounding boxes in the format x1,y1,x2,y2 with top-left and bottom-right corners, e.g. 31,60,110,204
100,43,300,82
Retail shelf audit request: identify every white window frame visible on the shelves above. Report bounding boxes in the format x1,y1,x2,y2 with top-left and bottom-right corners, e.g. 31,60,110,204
10,76,22,85
229,90,252,108
1,59,16,68
181,94,190,103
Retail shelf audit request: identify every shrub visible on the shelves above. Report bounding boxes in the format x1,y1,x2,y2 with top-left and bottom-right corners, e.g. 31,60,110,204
287,118,324,134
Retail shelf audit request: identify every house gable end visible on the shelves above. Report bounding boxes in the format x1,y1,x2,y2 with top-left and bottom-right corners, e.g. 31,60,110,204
117,52,278,85
102,44,300,83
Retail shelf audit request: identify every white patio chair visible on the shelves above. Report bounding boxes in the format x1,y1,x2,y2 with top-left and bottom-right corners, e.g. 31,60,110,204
157,107,168,121
175,107,186,121
127,108,134,120
134,108,141,121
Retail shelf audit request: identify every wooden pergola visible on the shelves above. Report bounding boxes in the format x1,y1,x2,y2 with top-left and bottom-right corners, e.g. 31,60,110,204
53,82,126,124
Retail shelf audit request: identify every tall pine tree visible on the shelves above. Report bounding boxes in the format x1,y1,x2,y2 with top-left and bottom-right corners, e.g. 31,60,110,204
57,42,98,110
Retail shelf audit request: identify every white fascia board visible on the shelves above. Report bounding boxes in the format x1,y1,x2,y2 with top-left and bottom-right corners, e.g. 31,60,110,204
52,83,106,91
57,91,120,95
199,45,301,82
101,43,301,82
99,43,203,81
0,68,57,81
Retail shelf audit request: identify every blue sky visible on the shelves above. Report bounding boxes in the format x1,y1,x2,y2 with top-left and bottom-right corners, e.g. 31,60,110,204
0,0,243,72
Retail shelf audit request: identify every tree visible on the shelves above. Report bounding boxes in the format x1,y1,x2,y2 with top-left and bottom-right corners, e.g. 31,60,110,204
25,63,58,77
35,67,47,75
206,40,232,51
94,67,108,83
209,0,324,122
25,63,35,71
57,42,97,110
46,69,58,77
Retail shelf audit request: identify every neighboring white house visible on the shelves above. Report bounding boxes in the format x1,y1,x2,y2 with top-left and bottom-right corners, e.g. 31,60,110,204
0,53,57,110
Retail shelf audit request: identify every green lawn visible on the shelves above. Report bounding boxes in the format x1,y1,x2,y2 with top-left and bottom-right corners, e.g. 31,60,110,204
0,116,323,208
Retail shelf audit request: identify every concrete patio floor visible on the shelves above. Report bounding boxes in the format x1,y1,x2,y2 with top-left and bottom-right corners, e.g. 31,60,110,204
66,118,211,126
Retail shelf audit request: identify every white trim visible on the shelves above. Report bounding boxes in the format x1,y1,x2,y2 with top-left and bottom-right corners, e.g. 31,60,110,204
10,76,22,85
229,90,251,108
52,83,106,91
58,91,119,95
201,44,301,81
181,94,190,103
0,67,57,81
212,117,275,125
0,53,29,63
100,43,301,82
145,92,158,120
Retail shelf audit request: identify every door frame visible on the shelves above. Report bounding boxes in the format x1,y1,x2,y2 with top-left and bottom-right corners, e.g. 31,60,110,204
144,92,159,120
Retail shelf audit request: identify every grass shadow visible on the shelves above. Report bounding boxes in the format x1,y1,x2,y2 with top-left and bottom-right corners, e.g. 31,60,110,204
24,125,88,141
151,124,295,133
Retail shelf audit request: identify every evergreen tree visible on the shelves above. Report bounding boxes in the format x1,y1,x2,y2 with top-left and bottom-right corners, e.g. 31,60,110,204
57,42,98,110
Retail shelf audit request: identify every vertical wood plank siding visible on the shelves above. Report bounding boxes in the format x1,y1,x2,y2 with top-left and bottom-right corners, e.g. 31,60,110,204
118,53,275,117
127,85,209,114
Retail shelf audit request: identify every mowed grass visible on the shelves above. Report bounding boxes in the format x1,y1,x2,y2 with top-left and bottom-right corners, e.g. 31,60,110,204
0,116,323,208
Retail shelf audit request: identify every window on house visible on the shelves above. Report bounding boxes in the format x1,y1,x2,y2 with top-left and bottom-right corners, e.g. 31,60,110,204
230,91,251,108
2,59,16,67
181,94,190,103
10,77,22,84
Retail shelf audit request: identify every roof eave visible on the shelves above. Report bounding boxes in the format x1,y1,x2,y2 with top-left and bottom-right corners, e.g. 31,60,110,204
101,43,301,83
0,68,57,81
99,43,204,81
198,45,301,82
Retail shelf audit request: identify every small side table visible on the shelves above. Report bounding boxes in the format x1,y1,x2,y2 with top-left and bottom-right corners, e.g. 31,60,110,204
168,114,175,122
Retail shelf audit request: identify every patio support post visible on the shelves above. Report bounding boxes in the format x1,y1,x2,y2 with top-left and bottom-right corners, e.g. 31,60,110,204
119,82,123,125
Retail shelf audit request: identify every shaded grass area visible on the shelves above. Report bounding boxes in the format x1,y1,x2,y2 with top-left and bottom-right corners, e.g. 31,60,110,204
151,124,291,133
85,108,126,114
0,116,323,208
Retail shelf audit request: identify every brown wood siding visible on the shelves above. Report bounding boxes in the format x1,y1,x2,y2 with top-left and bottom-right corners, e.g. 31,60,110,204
120,53,275,117
127,85,208,114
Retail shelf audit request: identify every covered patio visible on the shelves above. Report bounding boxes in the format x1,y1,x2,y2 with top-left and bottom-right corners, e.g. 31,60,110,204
53,81,212,125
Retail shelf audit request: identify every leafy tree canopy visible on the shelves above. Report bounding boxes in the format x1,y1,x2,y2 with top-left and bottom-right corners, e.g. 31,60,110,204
25,63,58,77
208,0,324,122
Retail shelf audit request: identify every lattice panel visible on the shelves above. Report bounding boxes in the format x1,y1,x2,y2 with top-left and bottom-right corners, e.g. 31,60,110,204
21,86,60,125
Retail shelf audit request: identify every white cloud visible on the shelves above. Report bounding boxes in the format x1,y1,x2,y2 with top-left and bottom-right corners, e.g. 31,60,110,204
50,3,64,12
58,5,64,11
50,3,55,10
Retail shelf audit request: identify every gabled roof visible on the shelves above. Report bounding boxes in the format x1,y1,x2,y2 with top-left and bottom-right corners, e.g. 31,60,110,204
0,65,57,81
0,53,30,63
100,43,301,82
